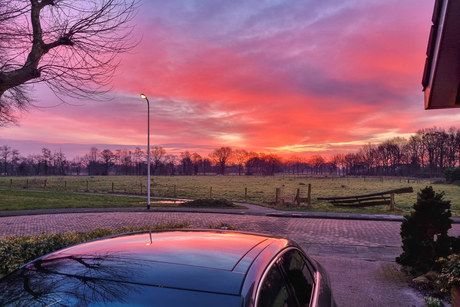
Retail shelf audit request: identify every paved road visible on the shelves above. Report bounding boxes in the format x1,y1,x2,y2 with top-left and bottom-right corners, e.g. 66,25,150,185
2,208,459,306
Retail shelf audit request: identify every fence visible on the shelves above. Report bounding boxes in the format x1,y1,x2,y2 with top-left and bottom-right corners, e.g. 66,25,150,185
1,177,314,206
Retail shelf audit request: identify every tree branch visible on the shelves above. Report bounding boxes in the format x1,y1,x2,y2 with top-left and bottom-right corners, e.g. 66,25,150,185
0,0,139,126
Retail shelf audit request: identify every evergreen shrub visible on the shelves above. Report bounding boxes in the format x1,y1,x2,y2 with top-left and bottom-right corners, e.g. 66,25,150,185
396,186,453,276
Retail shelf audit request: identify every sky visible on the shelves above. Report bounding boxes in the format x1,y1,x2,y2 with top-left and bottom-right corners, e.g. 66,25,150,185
2,0,460,160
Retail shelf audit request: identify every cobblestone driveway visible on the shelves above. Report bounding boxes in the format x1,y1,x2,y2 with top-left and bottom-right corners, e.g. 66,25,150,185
4,210,457,262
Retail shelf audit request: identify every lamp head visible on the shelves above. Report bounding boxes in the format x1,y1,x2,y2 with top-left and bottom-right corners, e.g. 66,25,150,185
140,94,147,99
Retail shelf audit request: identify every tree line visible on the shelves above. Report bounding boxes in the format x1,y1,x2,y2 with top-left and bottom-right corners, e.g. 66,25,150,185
1,126,458,177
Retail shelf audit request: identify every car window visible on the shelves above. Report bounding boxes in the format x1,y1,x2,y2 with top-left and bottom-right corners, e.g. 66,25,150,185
256,262,297,307
257,249,314,307
278,249,314,307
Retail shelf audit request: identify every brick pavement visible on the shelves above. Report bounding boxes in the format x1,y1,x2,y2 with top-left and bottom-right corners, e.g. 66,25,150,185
0,211,405,261
2,209,460,263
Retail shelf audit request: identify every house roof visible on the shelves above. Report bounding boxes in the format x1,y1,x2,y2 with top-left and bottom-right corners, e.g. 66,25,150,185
422,0,460,109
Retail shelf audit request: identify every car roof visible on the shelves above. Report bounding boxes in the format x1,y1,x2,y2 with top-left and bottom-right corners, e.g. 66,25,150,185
23,230,289,295
50,230,276,271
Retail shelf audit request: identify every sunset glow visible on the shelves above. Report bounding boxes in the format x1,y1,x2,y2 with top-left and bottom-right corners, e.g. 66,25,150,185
1,0,456,159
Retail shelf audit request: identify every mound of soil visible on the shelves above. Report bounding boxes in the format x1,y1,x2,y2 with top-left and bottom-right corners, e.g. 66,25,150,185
181,199,237,208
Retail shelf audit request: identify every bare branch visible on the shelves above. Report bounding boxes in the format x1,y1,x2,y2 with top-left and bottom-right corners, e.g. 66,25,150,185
0,0,139,126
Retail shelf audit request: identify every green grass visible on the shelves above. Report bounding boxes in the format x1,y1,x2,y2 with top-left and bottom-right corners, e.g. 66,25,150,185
0,190,245,211
0,190,147,210
1,175,460,216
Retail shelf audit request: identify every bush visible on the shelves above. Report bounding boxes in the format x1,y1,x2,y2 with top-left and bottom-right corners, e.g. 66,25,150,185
0,222,190,278
437,254,460,293
425,296,443,307
396,186,453,276
209,222,238,230
444,168,460,183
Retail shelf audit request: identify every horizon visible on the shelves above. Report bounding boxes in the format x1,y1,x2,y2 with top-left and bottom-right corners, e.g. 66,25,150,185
2,0,459,158
0,125,452,161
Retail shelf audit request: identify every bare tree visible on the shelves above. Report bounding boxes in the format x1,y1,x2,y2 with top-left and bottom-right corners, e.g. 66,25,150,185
233,149,248,176
359,143,377,175
0,145,11,175
71,155,84,175
209,147,233,175
308,154,325,175
52,149,66,175
133,147,143,175
190,152,202,175
330,154,345,176
180,150,193,175
150,146,167,175
41,147,52,175
259,153,282,176
100,149,114,175
0,0,138,126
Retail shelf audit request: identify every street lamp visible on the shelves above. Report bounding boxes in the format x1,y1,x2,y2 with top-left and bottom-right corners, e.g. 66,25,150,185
140,94,150,209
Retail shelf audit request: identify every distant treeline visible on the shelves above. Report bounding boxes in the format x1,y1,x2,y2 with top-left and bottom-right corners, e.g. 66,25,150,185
0,126,458,177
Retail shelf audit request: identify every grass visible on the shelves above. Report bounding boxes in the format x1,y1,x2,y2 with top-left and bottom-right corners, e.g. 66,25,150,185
0,190,149,210
1,175,460,216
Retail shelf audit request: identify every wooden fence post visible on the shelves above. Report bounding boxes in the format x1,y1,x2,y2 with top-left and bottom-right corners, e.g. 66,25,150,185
174,185,177,198
276,188,280,204
65,181,67,191
112,182,114,193
245,187,248,202
140,184,143,194
308,184,312,206
26,179,28,189
390,193,395,210
86,180,89,191
295,189,300,206
210,186,213,199
10,179,12,188
44,180,47,190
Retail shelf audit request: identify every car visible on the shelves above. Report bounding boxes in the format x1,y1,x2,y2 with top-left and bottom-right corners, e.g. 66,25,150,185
0,230,337,307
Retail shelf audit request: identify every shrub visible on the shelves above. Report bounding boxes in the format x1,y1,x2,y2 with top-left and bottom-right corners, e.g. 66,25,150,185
425,296,443,307
444,168,460,183
209,222,238,230
437,254,460,293
0,222,190,278
396,186,453,276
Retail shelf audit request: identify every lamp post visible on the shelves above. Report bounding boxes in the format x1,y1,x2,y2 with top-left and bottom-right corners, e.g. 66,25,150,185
140,94,150,209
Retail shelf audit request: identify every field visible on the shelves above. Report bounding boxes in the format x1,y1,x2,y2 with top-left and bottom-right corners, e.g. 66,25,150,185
1,175,460,216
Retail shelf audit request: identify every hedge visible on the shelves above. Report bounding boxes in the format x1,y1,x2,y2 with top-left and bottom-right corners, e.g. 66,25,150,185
0,222,190,278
